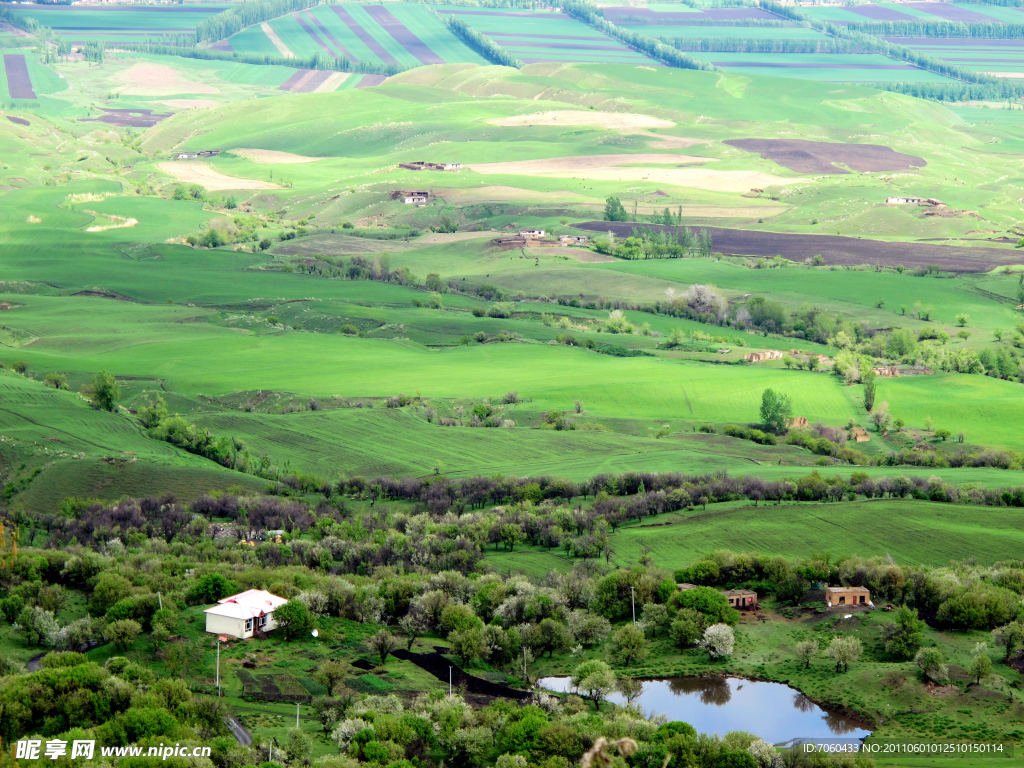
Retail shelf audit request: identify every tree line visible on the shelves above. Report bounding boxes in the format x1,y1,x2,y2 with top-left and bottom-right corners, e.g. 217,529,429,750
758,0,1024,100
116,42,402,76
664,36,862,53
846,19,1024,38
438,13,523,68
560,0,717,71
195,0,320,42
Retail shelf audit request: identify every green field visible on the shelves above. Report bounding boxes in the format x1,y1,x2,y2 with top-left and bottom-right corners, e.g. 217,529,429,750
488,498,1024,577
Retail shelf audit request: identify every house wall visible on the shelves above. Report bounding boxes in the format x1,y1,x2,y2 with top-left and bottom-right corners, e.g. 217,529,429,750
205,613,247,639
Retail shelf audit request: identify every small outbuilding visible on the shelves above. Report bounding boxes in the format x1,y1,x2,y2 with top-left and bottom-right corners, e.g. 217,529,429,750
559,235,588,246
743,350,783,363
851,426,870,443
519,229,545,239
723,589,757,609
204,589,288,639
826,586,871,609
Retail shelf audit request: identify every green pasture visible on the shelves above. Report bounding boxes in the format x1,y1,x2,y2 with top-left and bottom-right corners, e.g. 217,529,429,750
489,497,1024,574
226,24,281,57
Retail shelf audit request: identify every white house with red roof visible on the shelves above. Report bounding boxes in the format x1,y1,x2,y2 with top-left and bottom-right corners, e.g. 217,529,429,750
203,589,288,639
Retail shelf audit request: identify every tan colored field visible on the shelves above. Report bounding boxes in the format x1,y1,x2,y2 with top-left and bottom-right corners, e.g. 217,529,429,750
315,72,350,92
467,154,712,175
114,64,220,96
232,148,322,165
417,231,501,245
569,168,804,193
983,72,1024,79
161,99,220,109
262,23,295,58
488,109,675,130
156,161,281,191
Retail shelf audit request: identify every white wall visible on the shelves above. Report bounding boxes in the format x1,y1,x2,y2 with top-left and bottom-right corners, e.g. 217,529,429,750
205,612,247,639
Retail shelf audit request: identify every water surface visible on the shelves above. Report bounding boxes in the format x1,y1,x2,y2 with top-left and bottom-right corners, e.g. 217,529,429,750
539,675,871,744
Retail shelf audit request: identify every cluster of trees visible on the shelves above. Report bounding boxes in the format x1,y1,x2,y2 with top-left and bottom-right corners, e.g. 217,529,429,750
112,42,402,76
441,14,523,67
195,0,317,42
560,0,717,71
594,226,713,260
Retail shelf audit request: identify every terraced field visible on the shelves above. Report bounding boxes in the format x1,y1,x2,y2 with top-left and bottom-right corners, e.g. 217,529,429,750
888,37,1024,76
7,3,228,44
430,4,660,65
803,2,1024,24
226,3,488,68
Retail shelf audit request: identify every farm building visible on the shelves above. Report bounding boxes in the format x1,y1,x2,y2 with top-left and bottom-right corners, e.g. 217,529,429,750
391,190,430,204
204,589,287,639
559,235,588,245
743,350,783,363
872,366,900,377
175,150,220,160
724,589,757,609
519,229,546,239
826,586,871,608
851,427,870,442
886,196,943,206
790,416,809,428
677,583,698,591
399,161,462,172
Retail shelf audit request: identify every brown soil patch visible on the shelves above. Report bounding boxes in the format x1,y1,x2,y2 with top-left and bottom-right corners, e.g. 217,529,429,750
417,231,500,244
577,221,1024,273
488,109,675,130
6,115,29,126
232,148,322,165
924,681,959,697
114,63,219,96
157,161,280,191
160,99,220,109
724,138,926,174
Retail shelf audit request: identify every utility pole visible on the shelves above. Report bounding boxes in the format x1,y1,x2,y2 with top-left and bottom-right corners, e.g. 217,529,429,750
295,703,299,728
157,592,162,611
449,667,453,697
631,586,636,625
215,638,221,694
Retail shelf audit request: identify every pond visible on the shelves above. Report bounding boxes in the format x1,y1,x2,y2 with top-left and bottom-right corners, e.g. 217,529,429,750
538,676,872,745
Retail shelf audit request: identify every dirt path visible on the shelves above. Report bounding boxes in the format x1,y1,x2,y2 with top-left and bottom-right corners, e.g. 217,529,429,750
226,717,252,746
261,22,295,58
